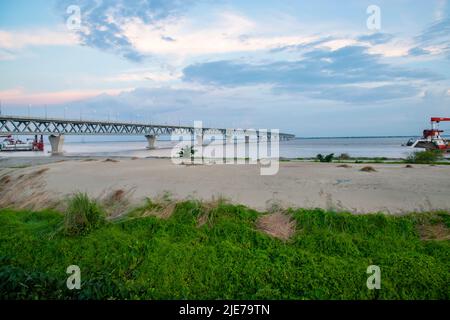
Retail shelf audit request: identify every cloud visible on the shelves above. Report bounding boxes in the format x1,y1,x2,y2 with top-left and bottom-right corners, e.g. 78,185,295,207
271,34,410,58
31,84,450,136
182,45,442,103
0,87,133,105
121,11,315,57
161,35,176,42
0,48,16,61
105,69,182,82
305,84,420,103
415,0,450,58
270,36,335,53
56,0,195,62
53,2,344,60
408,47,431,56
357,33,394,45
0,29,77,50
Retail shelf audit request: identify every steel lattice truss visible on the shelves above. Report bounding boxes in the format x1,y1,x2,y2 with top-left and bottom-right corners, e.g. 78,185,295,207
0,116,295,140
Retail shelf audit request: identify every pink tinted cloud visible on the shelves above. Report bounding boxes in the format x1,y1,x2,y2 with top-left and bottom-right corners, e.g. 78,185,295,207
0,87,133,105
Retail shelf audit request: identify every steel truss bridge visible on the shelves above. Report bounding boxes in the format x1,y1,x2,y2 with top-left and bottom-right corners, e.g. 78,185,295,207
0,115,295,153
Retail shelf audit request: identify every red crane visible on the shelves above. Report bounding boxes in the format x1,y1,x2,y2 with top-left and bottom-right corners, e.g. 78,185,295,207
431,117,450,123
407,117,450,151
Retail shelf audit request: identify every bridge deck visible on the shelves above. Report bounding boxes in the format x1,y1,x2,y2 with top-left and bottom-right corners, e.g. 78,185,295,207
0,115,295,139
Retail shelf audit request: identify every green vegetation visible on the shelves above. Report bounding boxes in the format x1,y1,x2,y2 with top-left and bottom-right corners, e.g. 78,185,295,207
406,150,445,164
337,153,351,160
0,197,449,300
316,153,334,162
282,154,450,165
62,193,106,236
178,145,196,161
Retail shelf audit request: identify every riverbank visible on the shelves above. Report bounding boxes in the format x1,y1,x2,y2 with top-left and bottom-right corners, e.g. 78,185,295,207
1,156,450,214
0,203,448,299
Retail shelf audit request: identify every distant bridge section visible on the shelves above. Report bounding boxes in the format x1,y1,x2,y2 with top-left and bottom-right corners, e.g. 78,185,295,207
0,115,295,154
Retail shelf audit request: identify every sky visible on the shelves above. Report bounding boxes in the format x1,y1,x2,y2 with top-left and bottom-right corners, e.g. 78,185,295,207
0,0,449,137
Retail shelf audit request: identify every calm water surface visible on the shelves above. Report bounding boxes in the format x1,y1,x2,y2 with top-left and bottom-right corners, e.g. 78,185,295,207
1,136,437,159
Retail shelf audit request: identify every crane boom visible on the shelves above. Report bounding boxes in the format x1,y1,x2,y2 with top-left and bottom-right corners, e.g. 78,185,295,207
431,117,450,122
405,116,450,152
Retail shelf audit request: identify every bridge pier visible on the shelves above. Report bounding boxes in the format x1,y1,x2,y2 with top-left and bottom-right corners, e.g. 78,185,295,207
48,134,64,155
145,135,157,149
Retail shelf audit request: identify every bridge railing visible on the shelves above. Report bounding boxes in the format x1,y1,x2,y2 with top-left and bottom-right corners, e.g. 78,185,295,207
0,115,295,139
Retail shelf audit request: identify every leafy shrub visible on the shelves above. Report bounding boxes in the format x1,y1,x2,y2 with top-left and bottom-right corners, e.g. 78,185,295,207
63,193,105,236
316,153,334,162
178,145,196,158
337,153,351,160
360,166,376,172
406,150,444,164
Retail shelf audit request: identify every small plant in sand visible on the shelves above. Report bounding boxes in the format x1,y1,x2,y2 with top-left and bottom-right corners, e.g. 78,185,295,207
360,166,376,172
63,192,105,236
406,150,444,164
337,153,351,160
316,153,334,162
178,145,197,163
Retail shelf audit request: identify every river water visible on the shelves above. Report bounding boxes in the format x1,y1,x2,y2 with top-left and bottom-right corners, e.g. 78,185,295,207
1,136,438,159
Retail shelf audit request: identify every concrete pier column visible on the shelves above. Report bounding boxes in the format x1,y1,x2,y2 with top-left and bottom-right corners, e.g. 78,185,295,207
145,135,157,149
48,134,64,155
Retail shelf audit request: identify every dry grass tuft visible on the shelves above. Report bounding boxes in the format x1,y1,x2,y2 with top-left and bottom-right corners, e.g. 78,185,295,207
337,164,352,168
417,222,450,241
131,157,139,160
103,158,119,163
109,189,126,202
32,168,49,176
0,175,11,185
99,188,135,218
360,166,376,172
139,192,177,219
0,167,59,210
197,196,229,227
256,212,296,241
265,199,285,214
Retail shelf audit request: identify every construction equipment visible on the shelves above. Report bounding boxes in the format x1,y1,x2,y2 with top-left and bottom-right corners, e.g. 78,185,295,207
0,134,44,152
406,117,450,152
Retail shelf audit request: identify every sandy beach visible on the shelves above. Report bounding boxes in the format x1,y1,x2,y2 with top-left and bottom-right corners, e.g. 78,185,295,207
1,157,449,214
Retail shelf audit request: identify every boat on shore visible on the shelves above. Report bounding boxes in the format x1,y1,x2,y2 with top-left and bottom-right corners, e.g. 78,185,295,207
406,117,450,152
0,135,44,152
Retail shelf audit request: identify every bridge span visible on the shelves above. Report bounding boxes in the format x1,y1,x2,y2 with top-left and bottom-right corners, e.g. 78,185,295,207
0,115,295,154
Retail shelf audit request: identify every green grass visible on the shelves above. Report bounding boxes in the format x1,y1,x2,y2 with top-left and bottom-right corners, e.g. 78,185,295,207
61,193,106,236
406,150,445,164
0,202,449,300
